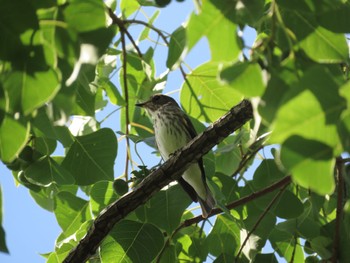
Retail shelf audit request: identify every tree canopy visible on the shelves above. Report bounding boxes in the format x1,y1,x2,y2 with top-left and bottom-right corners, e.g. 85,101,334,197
0,0,350,262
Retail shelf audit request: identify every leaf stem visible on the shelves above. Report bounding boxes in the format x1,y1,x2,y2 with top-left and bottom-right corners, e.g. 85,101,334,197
331,157,345,263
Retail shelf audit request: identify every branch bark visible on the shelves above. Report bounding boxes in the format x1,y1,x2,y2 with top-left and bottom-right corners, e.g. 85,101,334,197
63,99,253,263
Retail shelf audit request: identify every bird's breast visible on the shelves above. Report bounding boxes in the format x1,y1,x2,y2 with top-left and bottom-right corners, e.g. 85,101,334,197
154,113,190,160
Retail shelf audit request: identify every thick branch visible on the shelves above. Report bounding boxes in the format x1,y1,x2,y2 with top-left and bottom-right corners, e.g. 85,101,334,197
63,99,253,263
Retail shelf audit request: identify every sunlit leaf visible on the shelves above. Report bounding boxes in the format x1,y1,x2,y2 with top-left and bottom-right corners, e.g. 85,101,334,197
0,116,30,162
281,136,335,195
271,65,346,153
166,26,186,70
220,62,265,97
186,0,240,62
180,62,243,123
90,181,119,216
54,191,91,238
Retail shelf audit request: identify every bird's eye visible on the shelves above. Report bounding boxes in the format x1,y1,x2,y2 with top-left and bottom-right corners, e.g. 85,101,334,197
153,95,160,101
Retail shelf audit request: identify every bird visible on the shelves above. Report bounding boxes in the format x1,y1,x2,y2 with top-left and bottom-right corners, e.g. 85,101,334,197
136,94,216,218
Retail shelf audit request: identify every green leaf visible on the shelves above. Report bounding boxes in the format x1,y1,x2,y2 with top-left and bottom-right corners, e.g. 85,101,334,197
215,136,241,176
139,10,160,41
243,201,276,245
180,62,243,123
270,65,346,152
281,136,335,195
71,65,97,116
3,68,60,115
317,3,350,33
213,173,240,205
310,236,332,259
32,137,57,156
274,190,304,219
24,156,75,186
177,225,209,262
166,26,186,70
269,229,305,262
0,0,38,61
253,159,285,189
158,245,177,263
102,80,125,106
186,0,240,62
54,191,91,238
135,184,192,234
30,184,78,212
0,116,30,162
234,0,265,26
206,214,240,256
62,128,118,185
90,181,119,216
220,62,265,97
120,0,140,17
282,11,348,63
100,220,164,263
0,186,9,253
64,0,106,32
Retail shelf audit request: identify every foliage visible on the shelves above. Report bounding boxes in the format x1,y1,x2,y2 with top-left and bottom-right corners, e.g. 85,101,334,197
0,0,350,262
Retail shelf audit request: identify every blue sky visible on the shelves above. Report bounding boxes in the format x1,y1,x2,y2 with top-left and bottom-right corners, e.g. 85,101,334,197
0,1,257,262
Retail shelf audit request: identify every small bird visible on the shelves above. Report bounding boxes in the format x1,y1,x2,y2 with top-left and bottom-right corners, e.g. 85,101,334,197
136,94,216,218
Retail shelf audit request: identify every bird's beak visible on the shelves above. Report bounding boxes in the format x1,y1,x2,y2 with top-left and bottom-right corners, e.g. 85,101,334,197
135,101,146,107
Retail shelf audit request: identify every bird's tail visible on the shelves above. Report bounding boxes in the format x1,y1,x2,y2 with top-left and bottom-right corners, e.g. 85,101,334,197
198,187,216,218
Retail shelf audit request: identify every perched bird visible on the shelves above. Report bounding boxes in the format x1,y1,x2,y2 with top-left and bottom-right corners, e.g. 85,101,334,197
136,94,216,218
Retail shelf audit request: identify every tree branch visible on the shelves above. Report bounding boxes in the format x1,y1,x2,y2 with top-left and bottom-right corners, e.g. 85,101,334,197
63,99,253,263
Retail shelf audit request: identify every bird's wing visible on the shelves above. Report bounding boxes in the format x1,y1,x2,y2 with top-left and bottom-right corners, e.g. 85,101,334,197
177,177,198,202
180,112,207,182
180,114,197,139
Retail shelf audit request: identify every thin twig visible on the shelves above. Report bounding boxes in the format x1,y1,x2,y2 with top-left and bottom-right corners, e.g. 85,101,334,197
231,134,268,177
331,157,345,263
120,30,131,180
235,180,289,261
107,8,143,58
290,234,297,263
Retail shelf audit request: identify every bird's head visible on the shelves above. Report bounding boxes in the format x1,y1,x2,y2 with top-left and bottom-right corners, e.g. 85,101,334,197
135,94,179,113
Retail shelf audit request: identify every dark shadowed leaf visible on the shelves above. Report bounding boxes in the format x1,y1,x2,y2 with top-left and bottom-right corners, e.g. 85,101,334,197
100,220,164,263
136,184,192,234
62,128,118,185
